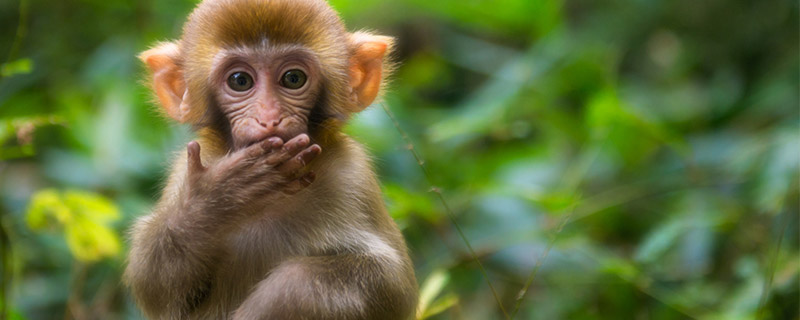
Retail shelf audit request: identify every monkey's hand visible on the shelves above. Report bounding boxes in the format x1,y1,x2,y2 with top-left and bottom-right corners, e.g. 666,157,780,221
184,134,321,213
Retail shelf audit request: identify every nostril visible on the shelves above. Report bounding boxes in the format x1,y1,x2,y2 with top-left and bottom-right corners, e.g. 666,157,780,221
271,119,281,127
257,120,268,128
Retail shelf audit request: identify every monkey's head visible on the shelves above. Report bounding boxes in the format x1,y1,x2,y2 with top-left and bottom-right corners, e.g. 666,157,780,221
140,0,392,149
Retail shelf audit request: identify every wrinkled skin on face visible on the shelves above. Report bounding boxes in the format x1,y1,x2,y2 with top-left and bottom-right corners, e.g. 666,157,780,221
211,46,323,150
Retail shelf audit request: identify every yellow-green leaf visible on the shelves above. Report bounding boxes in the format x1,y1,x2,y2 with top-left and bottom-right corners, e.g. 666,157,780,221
25,188,122,262
0,58,33,77
416,269,450,320
65,217,121,262
26,189,72,229
63,189,120,224
421,293,459,319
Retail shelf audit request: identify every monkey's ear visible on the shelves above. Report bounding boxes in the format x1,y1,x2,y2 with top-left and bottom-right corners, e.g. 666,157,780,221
348,32,393,112
139,42,190,122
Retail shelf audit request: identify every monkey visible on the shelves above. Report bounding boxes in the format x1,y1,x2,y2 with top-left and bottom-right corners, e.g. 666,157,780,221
122,0,418,319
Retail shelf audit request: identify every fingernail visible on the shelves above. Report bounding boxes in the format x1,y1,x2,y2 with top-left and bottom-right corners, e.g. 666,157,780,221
268,137,283,148
187,141,199,155
288,140,304,151
301,148,318,162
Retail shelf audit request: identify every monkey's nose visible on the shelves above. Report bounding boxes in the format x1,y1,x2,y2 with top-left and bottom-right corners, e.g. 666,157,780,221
256,118,282,129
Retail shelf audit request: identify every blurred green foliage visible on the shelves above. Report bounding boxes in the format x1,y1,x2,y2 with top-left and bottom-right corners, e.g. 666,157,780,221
0,0,797,319
26,189,121,262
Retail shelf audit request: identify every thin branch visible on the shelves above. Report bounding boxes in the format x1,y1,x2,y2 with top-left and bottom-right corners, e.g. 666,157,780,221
2,0,29,74
509,138,607,319
509,202,576,319
381,103,510,320
0,214,11,320
6,0,28,63
579,249,703,320
756,208,790,319
65,261,88,320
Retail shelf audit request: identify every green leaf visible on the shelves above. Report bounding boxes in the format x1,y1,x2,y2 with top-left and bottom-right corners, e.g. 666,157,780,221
25,188,122,262
585,88,628,137
0,299,28,320
634,219,684,263
63,189,120,224
529,189,580,215
421,293,458,320
384,184,436,222
416,269,451,320
0,58,33,77
65,217,121,262
599,256,639,281
26,189,73,229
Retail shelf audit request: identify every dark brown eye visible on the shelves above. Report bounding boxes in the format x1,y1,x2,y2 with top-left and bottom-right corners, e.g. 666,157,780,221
280,70,307,89
227,72,254,91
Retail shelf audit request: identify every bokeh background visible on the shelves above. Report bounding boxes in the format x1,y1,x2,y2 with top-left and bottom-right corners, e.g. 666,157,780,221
0,0,798,319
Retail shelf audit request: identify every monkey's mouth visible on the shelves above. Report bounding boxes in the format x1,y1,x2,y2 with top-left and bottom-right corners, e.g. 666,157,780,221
231,115,308,151
241,138,268,150
237,131,306,151
233,131,275,151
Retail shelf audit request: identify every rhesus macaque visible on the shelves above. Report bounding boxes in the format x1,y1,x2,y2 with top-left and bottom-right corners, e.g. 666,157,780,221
123,0,417,319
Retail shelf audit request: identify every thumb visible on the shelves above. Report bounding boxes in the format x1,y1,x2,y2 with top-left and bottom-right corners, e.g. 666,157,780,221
187,141,205,174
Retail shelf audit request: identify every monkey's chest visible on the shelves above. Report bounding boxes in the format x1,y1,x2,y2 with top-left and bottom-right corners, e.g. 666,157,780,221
201,221,292,312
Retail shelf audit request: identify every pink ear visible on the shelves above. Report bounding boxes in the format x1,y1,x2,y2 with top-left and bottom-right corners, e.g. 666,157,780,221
348,32,393,112
140,42,188,122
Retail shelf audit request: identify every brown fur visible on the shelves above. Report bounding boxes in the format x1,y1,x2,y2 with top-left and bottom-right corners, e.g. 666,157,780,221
180,0,352,125
124,0,417,319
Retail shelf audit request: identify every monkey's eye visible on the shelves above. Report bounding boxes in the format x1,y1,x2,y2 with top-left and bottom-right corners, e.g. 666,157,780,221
227,72,254,92
280,70,307,89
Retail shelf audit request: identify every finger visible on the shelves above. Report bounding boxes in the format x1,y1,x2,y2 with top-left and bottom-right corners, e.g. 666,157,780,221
239,137,284,161
267,137,284,150
281,171,316,195
187,141,205,174
266,134,311,166
276,144,321,177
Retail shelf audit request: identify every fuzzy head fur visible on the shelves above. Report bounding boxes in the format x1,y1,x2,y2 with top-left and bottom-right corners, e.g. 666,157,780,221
140,0,394,148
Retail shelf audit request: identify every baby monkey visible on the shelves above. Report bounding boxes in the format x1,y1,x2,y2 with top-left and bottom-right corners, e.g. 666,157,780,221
124,0,418,319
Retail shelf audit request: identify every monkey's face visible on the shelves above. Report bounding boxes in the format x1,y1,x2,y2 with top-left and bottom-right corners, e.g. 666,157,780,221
140,0,391,147
211,47,323,150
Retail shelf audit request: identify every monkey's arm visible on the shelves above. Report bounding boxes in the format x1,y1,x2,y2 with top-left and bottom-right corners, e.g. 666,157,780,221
232,253,418,320
124,201,222,318
123,142,240,318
